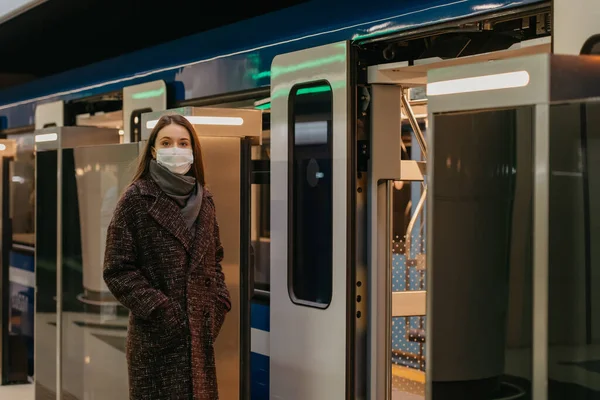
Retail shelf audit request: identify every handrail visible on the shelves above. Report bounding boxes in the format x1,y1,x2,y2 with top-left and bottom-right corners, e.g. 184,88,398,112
400,88,428,159
404,186,427,261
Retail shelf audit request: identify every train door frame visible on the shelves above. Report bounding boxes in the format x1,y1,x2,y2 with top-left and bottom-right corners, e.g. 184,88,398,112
269,37,552,400
367,83,432,399
363,37,553,400
141,106,262,400
269,33,555,400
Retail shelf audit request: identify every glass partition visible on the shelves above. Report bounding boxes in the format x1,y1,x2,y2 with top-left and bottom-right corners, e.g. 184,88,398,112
547,101,600,399
35,130,131,399
11,133,35,246
430,107,534,399
35,149,59,397
8,133,35,381
60,143,137,400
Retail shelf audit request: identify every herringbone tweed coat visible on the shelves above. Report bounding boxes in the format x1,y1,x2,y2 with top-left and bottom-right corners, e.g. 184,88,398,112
103,178,231,400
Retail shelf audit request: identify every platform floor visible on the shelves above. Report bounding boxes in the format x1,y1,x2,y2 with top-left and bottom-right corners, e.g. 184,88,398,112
0,384,33,399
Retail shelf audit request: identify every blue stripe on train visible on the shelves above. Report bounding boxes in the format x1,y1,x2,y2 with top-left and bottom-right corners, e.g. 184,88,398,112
251,352,269,400
251,301,270,399
251,302,270,332
11,249,35,273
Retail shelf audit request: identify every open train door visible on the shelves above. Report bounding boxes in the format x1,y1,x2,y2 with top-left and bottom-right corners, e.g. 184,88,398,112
269,41,367,399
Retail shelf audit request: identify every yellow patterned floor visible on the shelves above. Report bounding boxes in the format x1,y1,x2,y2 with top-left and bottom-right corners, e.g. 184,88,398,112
392,364,425,398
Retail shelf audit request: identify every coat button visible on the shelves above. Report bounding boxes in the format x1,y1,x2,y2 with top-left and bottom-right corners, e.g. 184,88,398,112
204,310,210,318
205,278,211,287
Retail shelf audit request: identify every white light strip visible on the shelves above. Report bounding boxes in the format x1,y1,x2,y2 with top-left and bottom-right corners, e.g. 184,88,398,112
145,116,244,129
35,133,58,143
254,97,271,107
0,0,468,112
427,71,530,96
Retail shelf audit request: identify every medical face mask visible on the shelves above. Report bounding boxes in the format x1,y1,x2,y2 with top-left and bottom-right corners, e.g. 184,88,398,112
155,147,194,175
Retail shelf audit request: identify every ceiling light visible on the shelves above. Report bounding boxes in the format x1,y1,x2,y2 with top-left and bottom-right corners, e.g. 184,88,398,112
146,116,244,129
427,71,530,96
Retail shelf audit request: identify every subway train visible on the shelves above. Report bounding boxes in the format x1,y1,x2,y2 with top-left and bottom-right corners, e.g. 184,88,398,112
0,0,600,399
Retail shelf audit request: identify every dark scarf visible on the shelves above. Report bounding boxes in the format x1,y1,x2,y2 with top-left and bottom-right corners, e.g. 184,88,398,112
149,160,203,231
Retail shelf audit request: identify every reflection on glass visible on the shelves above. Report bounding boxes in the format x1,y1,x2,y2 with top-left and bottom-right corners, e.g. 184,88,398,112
8,133,35,380
547,102,600,399
60,144,137,400
36,142,135,399
289,82,333,307
430,108,533,399
11,134,35,244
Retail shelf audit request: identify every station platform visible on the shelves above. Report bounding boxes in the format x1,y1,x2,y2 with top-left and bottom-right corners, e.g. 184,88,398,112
0,383,32,399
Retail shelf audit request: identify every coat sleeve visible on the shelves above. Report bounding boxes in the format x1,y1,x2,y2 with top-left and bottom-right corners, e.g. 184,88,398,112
103,188,169,320
213,202,232,312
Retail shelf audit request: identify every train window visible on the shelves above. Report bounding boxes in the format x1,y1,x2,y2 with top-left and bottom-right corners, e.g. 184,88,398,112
288,81,333,308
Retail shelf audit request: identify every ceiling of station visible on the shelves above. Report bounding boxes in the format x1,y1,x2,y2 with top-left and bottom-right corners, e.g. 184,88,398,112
0,0,306,81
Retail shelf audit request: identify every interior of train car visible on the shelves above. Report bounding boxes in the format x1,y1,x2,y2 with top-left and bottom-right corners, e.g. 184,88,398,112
0,0,598,399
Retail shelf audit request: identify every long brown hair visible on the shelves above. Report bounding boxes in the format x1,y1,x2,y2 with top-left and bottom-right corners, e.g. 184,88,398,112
131,114,205,185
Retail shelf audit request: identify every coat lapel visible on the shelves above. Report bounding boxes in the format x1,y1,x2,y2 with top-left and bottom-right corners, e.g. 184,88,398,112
136,179,194,254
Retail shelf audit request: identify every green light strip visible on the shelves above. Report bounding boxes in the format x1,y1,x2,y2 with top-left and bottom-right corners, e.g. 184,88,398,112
252,71,271,80
271,53,346,79
132,87,165,100
255,103,271,110
296,85,331,95
254,85,331,111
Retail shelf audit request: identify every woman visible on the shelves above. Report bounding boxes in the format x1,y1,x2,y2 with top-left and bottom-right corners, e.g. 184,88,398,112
103,114,231,400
